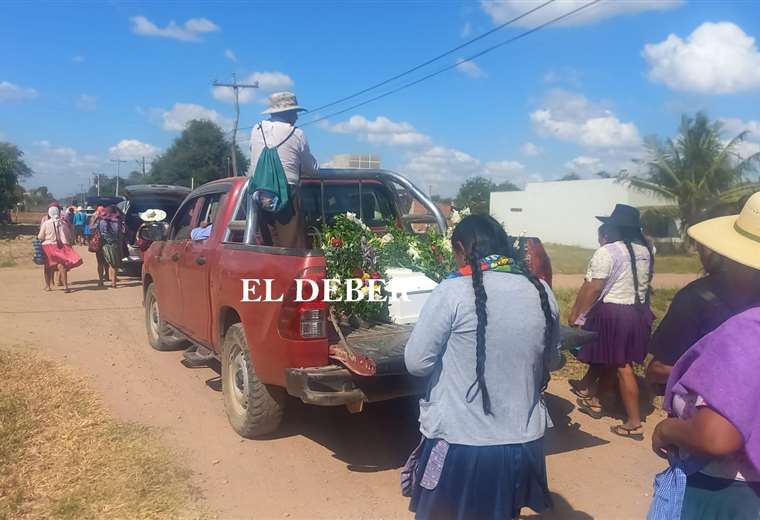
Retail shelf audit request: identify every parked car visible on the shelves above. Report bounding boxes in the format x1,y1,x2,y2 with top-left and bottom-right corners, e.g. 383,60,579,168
118,184,191,275
139,169,593,438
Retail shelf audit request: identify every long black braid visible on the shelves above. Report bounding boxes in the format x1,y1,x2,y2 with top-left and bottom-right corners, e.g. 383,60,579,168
619,228,654,305
465,248,492,415
452,215,556,415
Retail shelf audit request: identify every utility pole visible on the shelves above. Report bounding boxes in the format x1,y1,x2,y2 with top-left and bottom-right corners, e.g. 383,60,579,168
213,73,258,176
93,172,101,196
135,156,146,178
110,159,128,197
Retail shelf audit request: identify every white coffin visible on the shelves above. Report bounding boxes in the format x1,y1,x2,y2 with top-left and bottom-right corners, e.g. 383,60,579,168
385,267,439,324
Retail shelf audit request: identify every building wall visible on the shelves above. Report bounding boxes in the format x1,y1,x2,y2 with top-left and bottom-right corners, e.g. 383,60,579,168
489,179,672,248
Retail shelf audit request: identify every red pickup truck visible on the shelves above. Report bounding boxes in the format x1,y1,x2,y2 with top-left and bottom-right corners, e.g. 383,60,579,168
140,169,591,438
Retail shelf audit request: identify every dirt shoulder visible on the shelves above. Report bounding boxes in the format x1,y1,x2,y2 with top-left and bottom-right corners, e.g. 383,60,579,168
0,249,670,519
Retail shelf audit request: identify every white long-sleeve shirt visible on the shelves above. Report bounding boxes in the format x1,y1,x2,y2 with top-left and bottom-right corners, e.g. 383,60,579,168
249,120,318,184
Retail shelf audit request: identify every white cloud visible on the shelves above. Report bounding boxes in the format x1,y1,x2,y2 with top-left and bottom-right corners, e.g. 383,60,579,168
25,140,106,194
129,15,220,42
71,55,85,64
565,155,601,173
108,139,161,161
461,22,472,38
325,115,432,147
211,71,294,104
402,146,482,189
224,49,237,62
483,160,526,184
0,81,38,101
644,22,760,95
720,118,760,161
161,103,231,131
455,58,487,79
520,142,543,157
543,67,582,87
75,94,97,112
530,89,641,149
480,0,682,27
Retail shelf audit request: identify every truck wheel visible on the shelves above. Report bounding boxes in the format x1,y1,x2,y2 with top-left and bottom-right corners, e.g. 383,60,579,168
144,283,189,351
222,323,286,437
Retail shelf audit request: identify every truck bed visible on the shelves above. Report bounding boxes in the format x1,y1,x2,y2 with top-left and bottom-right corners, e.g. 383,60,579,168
328,321,597,377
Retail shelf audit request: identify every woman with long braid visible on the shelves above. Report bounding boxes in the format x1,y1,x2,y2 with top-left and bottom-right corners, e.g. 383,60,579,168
403,214,563,520
568,204,654,439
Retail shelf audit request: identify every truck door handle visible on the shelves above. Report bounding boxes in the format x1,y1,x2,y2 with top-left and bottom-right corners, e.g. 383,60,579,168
195,257,206,265
171,253,180,262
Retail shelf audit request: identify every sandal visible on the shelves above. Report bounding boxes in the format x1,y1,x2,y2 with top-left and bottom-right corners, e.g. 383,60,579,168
610,424,644,440
569,380,593,399
576,398,603,419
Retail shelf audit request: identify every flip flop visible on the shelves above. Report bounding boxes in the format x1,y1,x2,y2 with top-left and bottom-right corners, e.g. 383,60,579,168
610,424,644,440
576,398,603,419
569,384,594,400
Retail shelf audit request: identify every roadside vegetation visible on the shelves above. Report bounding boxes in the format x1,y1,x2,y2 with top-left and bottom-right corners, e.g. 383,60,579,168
545,243,702,275
0,348,199,519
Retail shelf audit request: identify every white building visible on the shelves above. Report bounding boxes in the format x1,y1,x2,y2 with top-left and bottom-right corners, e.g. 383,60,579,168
490,178,673,248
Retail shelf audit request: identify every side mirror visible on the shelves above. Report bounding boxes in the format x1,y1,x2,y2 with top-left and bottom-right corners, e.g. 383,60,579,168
139,222,168,242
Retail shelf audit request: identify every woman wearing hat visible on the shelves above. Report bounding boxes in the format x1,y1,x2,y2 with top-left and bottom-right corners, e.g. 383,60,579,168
37,205,83,292
648,192,760,519
136,209,166,254
568,204,654,439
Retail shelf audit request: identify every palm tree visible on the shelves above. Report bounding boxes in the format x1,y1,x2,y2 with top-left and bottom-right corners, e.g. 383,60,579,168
625,112,759,229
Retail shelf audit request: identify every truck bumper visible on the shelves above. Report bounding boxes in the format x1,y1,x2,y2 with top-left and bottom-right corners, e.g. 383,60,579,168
285,365,427,407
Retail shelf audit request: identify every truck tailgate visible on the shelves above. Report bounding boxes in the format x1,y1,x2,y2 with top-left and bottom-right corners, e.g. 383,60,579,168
329,323,596,377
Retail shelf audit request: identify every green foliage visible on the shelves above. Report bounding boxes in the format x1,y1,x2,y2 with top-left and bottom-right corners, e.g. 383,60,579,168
494,180,520,192
0,142,32,212
87,173,146,197
320,213,455,323
148,120,248,187
559,173,582,181
625,112,760,228
22,186,55,210
455,176,495,214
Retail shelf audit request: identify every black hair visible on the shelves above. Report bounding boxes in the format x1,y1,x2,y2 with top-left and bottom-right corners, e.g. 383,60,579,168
450,215,555,415
604,225,654,305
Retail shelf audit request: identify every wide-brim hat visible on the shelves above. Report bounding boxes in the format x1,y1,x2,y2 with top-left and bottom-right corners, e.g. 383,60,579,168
688,192,760,270
261,91,307,114
596,203,641,229
139,209,167,222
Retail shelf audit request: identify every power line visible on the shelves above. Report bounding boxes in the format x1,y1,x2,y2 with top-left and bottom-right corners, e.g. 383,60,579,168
298,0,602,128
307,0,557,115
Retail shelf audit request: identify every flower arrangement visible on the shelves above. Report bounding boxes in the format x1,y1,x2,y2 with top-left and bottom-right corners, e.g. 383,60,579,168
320,212,458,324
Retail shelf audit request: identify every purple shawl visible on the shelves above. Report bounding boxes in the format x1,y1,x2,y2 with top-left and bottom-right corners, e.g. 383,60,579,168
664,306,760,472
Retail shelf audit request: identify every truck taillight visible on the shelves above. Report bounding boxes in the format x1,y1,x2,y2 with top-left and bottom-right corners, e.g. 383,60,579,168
300,309,325,338
278,267,327,340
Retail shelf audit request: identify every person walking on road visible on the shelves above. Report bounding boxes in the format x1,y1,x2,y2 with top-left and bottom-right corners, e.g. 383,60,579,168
249,91,318,249
38,206,82,292
568,204,654,439
403,214,563,520
97,205,125,288
648,192,760,519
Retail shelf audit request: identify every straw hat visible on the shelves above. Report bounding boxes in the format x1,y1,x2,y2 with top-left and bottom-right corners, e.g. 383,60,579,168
139,209,167,222
261,91,306,114
688,192,760,270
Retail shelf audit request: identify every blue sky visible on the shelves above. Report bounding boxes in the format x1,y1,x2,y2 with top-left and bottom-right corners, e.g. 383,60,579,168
2,0,760,197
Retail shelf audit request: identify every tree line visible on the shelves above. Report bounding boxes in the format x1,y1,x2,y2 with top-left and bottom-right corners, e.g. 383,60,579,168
2,113,759,227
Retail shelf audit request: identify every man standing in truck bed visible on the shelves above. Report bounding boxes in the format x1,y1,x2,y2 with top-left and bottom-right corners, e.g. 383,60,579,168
250,91,318,248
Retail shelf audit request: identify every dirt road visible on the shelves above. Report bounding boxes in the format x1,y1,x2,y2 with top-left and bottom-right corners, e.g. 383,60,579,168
0,250,671,519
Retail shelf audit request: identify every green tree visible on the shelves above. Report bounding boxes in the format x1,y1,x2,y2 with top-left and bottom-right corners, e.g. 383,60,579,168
455,176,496,214
0,143,32,212
494,180,520,192
23,186,55,209
149,120,247,187
626,112,760,229
559,173,582,181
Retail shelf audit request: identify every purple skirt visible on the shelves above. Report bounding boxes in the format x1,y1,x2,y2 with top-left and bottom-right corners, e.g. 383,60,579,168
576,302,654,366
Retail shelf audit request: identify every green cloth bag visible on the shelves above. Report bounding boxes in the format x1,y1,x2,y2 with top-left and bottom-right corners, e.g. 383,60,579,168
249,124,294,212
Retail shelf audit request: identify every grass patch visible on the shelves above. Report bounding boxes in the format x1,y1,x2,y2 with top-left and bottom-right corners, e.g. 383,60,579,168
0,348,199,519
553,287,677,380
544,242,702,274
0,253,16,268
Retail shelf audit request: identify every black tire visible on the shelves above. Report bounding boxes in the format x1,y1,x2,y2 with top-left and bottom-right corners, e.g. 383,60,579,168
222,323,286,437
144,283,190,351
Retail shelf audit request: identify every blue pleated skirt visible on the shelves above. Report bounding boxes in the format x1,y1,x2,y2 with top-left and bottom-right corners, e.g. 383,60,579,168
409,437,552,520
